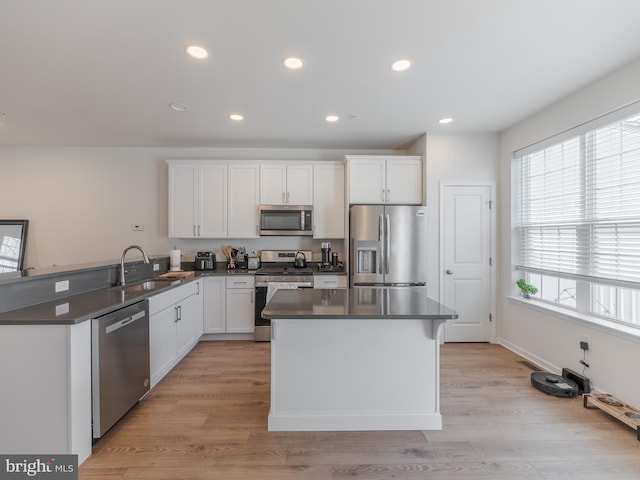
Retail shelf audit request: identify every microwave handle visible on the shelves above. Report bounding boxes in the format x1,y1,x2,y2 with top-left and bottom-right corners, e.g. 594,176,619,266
301,211,305,230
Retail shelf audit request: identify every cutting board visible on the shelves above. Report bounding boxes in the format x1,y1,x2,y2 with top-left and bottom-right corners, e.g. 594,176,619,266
158,270,195,280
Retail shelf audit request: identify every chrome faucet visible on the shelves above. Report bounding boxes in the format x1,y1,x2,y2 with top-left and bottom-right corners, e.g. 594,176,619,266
118,245,150,286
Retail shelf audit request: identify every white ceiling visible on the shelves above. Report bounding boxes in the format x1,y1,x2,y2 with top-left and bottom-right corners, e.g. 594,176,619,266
2,0,640,150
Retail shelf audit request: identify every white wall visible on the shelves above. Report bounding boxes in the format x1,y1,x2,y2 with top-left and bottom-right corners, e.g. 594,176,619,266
0,146,397,268
421,133,498,301
498,58,640,406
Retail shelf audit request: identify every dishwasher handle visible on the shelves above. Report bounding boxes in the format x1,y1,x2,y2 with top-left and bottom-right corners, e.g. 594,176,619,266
105,310,146,334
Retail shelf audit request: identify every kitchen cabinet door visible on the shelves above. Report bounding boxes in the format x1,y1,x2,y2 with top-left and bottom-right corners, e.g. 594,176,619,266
225,276,255,333
226,288,255,333
150,305,178,388
346,156,423,205
168,164,198,237
385,157,423,205
203,277,226,334
228,164,260,238
313,163,345,238
260,164,287,204
168,162,227,238
260,163,313,205
199,164,228,237
175,292,199,360
347,157,386,204
286,164,313,205
194,279,203,338
149,281,201,388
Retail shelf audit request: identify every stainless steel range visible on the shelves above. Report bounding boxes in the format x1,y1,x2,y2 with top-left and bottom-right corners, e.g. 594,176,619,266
254,250,314,341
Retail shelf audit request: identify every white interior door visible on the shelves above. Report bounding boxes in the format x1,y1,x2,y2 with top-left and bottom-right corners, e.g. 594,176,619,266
442,184,493,342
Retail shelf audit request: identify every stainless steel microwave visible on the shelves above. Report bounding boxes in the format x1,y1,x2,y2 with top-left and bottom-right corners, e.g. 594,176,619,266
259,205,313,236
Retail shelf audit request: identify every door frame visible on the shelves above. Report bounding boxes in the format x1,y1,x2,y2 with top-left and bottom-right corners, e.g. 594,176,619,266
439,182,497,343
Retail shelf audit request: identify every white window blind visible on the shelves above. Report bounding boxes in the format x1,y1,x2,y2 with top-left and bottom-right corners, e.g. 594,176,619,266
515,111,640,288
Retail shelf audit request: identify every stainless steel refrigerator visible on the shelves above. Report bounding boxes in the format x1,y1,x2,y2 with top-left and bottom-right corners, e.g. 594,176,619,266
349,205,427,286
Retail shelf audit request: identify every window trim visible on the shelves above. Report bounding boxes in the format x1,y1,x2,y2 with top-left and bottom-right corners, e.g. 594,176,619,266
513,100,640,330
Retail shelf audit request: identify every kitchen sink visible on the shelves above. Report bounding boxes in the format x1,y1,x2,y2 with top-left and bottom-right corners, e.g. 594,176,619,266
109,278,182,299
124,280,181,292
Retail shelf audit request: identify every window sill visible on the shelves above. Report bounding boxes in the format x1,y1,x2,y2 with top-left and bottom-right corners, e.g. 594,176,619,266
506,295,640,344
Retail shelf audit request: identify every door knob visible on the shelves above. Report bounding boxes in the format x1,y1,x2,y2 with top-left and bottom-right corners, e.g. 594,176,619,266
446,270,454,275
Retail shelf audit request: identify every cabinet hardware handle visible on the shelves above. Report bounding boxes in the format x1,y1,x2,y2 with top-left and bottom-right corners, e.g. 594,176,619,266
174,306,180,322
446,270,454,275
381,189,385,201
386,189,390,202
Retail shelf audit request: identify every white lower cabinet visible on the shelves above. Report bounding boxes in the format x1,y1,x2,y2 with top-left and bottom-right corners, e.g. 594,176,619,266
149,280,203,388
313,275,348,289
203,276,226,333
203,275,255,335
226,276,255,333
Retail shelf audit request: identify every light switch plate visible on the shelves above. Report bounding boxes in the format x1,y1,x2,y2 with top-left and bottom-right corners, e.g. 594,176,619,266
55,280,69,293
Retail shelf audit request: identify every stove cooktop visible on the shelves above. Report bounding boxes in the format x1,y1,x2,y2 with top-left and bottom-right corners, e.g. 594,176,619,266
255,265,313,276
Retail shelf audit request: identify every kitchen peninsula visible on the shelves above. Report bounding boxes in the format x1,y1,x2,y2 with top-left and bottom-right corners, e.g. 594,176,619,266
262,288,458,431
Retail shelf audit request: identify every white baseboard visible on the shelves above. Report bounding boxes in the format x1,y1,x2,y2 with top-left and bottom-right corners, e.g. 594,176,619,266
268,411,442,432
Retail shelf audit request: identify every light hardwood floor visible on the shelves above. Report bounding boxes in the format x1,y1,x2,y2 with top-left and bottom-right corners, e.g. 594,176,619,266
80,341,640,479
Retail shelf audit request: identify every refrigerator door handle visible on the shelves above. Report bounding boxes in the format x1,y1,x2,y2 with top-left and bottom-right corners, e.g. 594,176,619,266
385,214,391,275
379,214,384,274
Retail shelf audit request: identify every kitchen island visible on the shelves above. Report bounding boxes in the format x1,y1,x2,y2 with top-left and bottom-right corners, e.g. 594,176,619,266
261,287,458,432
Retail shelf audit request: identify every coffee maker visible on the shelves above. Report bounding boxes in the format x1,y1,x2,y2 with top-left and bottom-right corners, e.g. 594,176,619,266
321,242,331,266
318,242,342,271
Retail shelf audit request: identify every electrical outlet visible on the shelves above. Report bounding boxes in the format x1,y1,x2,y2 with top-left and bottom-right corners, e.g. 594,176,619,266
55,280,69,293
580,340,589,351
153,263,160,271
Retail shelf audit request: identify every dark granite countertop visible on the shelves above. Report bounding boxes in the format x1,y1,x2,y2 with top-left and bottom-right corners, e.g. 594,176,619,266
0,263,346,326
261,288,458,320
0,279,186,325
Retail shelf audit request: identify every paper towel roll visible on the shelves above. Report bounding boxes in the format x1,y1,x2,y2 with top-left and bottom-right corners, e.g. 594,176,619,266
169,249,181,271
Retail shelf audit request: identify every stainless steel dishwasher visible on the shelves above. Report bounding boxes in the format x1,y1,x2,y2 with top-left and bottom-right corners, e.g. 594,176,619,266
92,299,150,439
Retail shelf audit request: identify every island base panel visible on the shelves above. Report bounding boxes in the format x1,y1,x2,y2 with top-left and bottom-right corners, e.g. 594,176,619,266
269,318,446,431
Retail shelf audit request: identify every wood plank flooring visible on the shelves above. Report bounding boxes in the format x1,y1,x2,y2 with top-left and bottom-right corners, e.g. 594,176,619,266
80,342,640,479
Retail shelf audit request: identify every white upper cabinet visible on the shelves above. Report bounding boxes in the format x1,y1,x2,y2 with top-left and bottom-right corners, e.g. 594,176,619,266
228,164,260,238
168,162,227,238
199,164,228,237
168,163,198,238
347,157,386,204
385,157,423,204
313,163,345,238
346,155,423,205
260,163,313,205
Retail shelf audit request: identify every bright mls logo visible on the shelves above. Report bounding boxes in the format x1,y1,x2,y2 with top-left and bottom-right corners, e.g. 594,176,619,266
0,455,77,480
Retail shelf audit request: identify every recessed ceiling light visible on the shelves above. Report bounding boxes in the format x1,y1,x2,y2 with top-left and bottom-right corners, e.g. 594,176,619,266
185,45,208,60
390,59,412,72
229,114,244,121
439,117,454,124
169,102,189,112
325,115,339,123
283,57,304,70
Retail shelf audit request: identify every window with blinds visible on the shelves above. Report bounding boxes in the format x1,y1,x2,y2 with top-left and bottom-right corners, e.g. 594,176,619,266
514,108,640,326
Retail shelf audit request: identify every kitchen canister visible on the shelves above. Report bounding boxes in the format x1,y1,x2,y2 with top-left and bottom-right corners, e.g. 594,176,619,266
169,249,182,271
